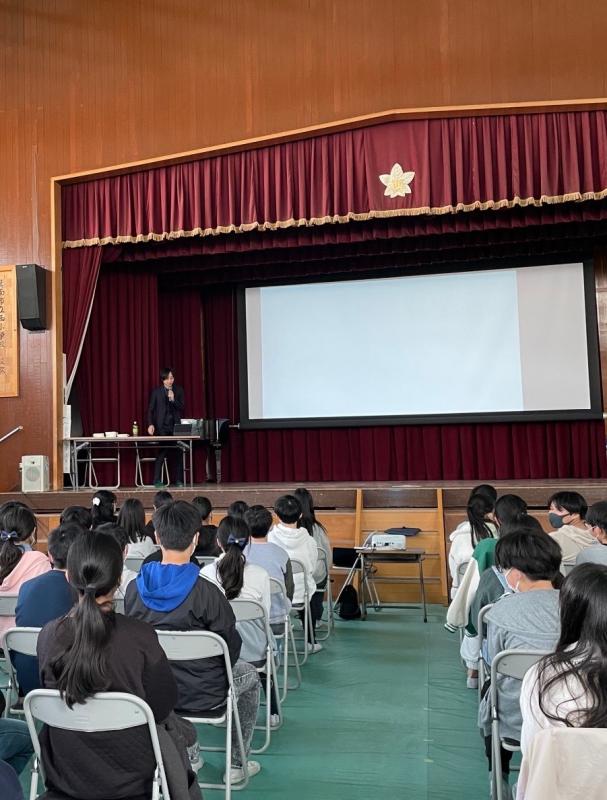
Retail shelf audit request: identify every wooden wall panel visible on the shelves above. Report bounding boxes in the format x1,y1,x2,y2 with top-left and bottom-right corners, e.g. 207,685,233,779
2,0,607,488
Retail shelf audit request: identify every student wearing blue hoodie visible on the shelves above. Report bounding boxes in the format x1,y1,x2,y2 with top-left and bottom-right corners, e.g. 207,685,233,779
125,501,261,785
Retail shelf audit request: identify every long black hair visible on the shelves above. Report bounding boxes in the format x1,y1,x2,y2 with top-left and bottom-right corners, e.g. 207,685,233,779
49,531,123,707
466,492,494,548
91,490,117,527
536,563,607,728
216,516,249,600
0,501,37,585
294,487,327,537
117,498,147,544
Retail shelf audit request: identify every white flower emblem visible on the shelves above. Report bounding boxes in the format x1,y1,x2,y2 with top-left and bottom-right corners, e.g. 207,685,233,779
379,163,415,198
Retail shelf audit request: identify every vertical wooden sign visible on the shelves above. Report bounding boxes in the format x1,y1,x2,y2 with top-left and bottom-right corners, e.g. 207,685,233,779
0,265,19,397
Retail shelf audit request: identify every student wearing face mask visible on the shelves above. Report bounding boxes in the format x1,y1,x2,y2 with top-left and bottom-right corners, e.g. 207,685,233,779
477,529,562,797
547,491,594,574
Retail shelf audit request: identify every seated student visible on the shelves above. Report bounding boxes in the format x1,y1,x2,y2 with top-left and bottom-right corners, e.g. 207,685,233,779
90,489,117,527
0,758,25,800
37,531,201,800
268,494,320,652
446,495,528,686
95,523,138,599
125,501,261,784
0,502,50,642
117,498,157,557
520,562,607,757
244,505,294,627
143,489,173,540
295,486,332,592
448,489,497,600
14,522,81,695
478,530,562,793
0,718,34,780
201,516,279,723
192,496,221,557
227,500,249,520
59,505,93,530
547,491,594,572
575,500,607,566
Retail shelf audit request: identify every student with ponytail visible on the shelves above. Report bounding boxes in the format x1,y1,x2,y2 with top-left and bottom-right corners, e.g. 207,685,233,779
90,489,117,527
201,517,279,724
448,489,497,599
0,501,50,641
126,501,262,785
36,531,201,800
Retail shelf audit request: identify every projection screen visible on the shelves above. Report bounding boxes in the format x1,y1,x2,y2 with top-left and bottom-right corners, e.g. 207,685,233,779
238,261,601,428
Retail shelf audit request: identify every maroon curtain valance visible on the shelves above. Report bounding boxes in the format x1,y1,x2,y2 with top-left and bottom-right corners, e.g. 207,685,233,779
62,110,607,248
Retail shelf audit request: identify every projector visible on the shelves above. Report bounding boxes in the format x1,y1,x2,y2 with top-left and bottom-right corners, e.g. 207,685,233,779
370,533,407,550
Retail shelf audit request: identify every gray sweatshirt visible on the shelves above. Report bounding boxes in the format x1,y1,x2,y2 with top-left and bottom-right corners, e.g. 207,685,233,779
478,589,560,740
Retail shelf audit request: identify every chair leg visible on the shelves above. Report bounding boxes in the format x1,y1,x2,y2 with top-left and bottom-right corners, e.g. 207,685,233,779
251,654,271,754
29,756,39,800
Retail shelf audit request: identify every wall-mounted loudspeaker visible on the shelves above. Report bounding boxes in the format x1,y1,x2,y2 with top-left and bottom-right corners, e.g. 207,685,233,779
16,264,47,331
21,455,50,492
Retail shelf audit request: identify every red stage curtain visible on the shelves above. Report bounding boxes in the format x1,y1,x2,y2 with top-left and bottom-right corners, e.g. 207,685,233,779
158,288,207,482
62,246,103,394
203,286,607,482
77,266,160,437
62,111,607,247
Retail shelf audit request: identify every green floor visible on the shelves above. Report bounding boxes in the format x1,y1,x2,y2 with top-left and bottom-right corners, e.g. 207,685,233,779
200,606,489,800
17,607,490,799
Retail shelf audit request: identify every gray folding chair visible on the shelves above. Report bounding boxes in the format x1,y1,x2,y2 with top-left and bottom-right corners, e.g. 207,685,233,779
490,649,550,800
230,598,282,753
3,626,41,718
477,603,494,701
289,558,311,665
195,555,218,568
269,577,302,701
314,548,334,642
0,595,20,691
155,629,249,799
124,555,145,573
24,689,170,800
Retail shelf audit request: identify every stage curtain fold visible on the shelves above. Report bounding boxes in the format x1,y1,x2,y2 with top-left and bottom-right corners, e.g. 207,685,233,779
77,266,160,437
62,110,607,247
202,286,607,482
62,246,103,395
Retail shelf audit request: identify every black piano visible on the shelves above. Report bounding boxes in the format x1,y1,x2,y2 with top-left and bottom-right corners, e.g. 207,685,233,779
174,418,229,482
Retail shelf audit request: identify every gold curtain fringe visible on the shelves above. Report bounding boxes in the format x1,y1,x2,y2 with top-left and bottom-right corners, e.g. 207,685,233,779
62,188,607,248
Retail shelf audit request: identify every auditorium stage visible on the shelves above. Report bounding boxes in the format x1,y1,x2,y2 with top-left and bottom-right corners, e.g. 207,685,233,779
3,478,606,514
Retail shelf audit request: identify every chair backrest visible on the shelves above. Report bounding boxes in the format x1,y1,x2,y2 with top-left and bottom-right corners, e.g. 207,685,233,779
124,555,145,573
230,597,273,647
195,555,218,567
155,629,234,691
0,594,18,615
114,597,125,615
5,626,41,657
477,602,494,639
490,649,550,713
24,689,170,797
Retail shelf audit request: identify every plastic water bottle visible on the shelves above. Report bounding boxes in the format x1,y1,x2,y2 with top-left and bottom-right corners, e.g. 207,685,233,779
132,421,139,437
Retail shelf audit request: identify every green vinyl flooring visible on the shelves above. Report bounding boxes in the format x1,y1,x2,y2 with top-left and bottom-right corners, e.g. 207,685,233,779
16,606,490,799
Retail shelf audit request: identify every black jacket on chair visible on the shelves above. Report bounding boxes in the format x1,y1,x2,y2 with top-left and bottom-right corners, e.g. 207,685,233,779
147,384,185,433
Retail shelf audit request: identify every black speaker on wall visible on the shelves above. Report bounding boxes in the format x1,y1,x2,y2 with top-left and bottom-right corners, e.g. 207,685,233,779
17,264,47,331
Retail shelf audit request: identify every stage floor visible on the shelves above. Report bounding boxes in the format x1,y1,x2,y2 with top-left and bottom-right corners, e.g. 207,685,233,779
2,478,607,513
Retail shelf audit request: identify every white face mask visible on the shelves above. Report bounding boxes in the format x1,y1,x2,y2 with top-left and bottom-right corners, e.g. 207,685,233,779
504,568,520,593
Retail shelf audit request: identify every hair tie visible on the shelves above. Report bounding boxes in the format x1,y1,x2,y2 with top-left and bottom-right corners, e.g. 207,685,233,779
0,530,18,542
83,585,97,596
92,497,101,506
227,534,248,550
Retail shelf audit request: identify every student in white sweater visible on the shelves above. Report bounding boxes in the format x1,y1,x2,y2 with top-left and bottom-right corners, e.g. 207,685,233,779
268,495,320,652
520,562,607,756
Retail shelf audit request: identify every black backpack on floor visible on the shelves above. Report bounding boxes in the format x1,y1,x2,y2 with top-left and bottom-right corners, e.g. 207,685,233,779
337,584,362,620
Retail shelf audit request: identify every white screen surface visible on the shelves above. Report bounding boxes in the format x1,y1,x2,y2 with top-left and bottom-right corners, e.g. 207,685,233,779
243,263,595,422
